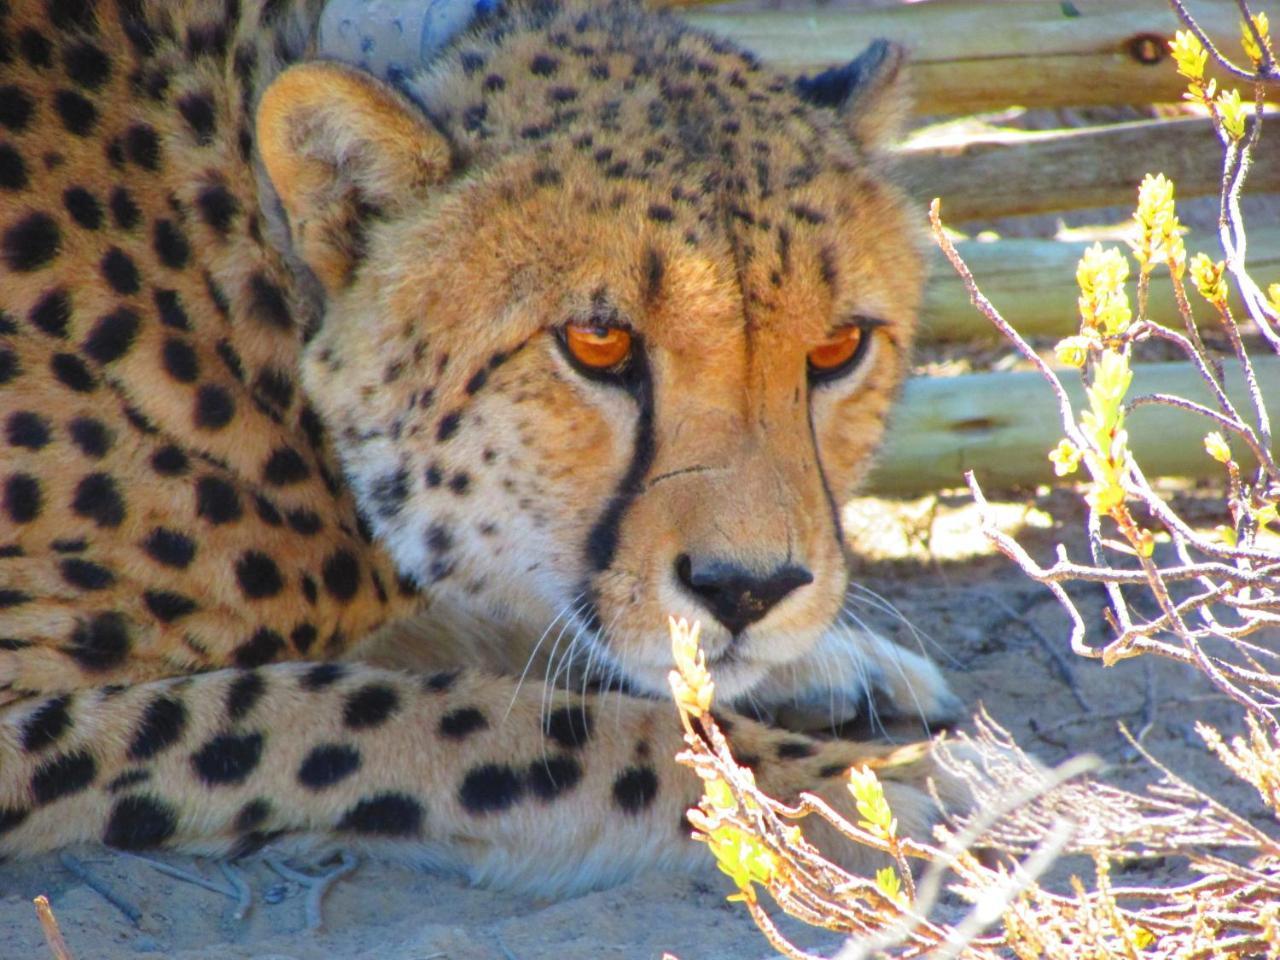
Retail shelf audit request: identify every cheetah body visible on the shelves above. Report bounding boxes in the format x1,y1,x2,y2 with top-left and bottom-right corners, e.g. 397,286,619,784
0,0,958,895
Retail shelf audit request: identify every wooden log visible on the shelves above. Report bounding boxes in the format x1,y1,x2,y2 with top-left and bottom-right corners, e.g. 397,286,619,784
866,357,1280,496
679,0,1244,115
900,116,1280,223
921,228,1280,342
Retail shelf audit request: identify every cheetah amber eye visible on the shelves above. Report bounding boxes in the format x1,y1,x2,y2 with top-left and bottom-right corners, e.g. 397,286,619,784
807,323,874,383
562,322,633,371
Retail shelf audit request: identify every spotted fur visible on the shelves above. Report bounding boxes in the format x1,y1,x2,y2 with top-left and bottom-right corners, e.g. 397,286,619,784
0,0,961,894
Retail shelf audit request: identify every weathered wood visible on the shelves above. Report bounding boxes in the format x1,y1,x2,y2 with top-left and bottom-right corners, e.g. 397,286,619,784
866,358,1280,496
900,116,1280,223
921,228,1280,342
679,0,1244,115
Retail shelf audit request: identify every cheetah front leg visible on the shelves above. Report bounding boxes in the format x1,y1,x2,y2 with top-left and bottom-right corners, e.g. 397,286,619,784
0,663,960,895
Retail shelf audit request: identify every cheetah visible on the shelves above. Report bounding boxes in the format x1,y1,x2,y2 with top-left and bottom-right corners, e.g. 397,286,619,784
0,0,964,895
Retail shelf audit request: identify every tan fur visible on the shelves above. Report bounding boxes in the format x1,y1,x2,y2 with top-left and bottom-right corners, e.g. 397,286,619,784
0,0,956,894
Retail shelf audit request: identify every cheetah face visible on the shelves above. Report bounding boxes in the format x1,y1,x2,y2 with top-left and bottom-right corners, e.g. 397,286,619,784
258,32,921,700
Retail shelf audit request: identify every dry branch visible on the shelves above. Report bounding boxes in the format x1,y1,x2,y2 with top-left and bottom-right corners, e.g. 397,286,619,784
901,116,1280,222
679,0,1245,115
921,229,1280,342
867,358,1280,496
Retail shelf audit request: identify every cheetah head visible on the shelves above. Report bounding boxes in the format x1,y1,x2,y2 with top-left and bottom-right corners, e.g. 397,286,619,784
257,10,921,701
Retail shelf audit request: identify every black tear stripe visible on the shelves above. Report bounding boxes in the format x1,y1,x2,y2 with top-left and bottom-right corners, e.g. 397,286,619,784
805,396,848,564
580,346,655,631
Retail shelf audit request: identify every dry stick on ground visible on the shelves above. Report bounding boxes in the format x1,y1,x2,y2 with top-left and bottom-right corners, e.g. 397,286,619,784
34,896,73,960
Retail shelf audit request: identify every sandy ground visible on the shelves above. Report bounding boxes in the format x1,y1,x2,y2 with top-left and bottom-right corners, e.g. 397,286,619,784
2,484,1266,960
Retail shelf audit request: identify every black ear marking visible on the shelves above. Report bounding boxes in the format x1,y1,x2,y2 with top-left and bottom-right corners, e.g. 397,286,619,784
795,39,901,111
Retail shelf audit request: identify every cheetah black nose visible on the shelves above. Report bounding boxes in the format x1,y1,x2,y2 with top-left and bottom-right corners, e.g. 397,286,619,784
674,554,814,637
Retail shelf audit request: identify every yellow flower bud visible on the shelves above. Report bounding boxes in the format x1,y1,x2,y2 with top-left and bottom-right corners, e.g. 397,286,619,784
1190,252,1230,305
1049,439,1082,476
1268,282,1280,314
875,866,907,906
1217,88,1249,141
1171,30,1208,81
1203,431,1232,463
1241,12,1272,65
848,765,896,838
1215,524,1239,546
1054,336,1090,368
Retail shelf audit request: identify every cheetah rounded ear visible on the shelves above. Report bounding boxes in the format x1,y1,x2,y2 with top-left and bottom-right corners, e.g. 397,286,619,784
257,61,454,292
795,40,911,150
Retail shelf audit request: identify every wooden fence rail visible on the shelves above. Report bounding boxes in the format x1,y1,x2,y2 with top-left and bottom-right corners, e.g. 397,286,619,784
903,117,1280,223
681,0,1246,115
921,228,1280,342
868,358,1280,496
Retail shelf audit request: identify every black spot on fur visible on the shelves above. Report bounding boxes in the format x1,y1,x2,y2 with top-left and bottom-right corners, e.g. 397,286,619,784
234,628,284,668
436,411,461,441
262,446,308,485
65,611,129,667
545,706,594,749
83,307,140,363
109,187,140,230
68,416,112,458
128,696,188,760
298,743,361,790
286,509,322,536
423,670,458,693
0,804,31,834
3,212,60,271
0,588,31,606
143,590,197,622
125,124,162,171
50,352,97,392
30,288,71,337
99,248,141,295
196,182,238,233
32,750,96,805
151,445,189,476
777,739,817,760
162,338,199,382
54,89,97,135
0,145,26,190
439,707,488,740
63,40,110,89
194,383,235,429
63,187,101,228
196,475,242,523
301,662,346,691
643,247,664,303
290,622,318,652
322,549,360,601
612,766,658,813
6,410,51,449
226,671,265,721
530,54,559,76
459,764,525,814
72,472,126,527
153,218,189,268
191,731,264,785
21,696,72,752
337,793,423,836
0,84,34,130
104,795,177,849
234,551,284,600
371,467,409,519
343,684,399,729
178,91,217,145
235,798,271,832
18,29,53,69
527,755,583,801
248,272,291,329
4,473,42,523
